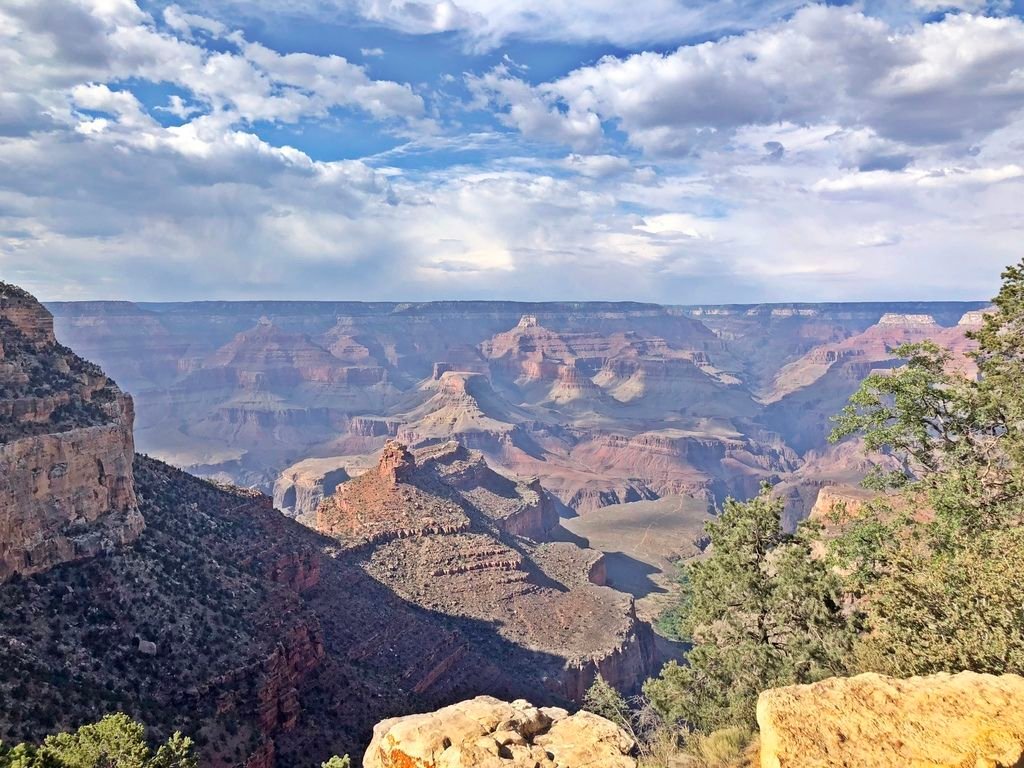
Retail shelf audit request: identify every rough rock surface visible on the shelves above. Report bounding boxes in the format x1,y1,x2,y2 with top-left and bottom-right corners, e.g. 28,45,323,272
364,696,636,768
273,454,377,522
5,285,652,768
757,672,1024,768
0,283,142,582
51,299,987,523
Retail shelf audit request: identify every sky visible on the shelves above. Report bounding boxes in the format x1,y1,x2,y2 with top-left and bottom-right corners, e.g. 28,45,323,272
1,0,1023,303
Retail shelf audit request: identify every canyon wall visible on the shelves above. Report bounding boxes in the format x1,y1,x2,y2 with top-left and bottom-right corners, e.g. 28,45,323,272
0,284,142,582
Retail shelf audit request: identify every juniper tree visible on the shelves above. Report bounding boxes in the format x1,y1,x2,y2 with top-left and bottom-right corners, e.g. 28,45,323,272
829,258,1024,676
645,487,849,731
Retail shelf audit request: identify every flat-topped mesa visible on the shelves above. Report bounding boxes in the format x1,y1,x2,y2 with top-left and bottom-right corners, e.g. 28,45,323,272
0,284,142,583
877,312,939,326
432,361,454,379
958,307,994,327
517,314,539,328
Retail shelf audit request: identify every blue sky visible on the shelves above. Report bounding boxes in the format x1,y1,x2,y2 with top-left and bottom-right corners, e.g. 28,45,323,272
1,0,1023,302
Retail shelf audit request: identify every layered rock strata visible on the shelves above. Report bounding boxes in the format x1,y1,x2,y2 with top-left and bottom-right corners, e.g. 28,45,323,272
0,284,142,582
317,440,656,698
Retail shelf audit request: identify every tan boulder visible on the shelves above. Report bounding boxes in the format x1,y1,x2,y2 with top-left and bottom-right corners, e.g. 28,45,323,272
364,696,636,768
757,671,1024,768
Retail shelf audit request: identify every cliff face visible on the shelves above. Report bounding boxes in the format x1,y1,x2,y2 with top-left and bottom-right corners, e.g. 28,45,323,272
0,284,142,583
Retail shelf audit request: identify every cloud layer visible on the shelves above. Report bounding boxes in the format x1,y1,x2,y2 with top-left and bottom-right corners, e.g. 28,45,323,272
0,1,1022,302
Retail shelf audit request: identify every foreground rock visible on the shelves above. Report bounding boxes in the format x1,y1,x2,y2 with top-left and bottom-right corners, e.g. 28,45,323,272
757,671,1024,768
364,696,636,768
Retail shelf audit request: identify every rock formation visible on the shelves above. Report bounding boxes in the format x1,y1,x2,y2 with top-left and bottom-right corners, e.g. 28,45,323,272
0,283,142,582
807,484,876,524
364,696,636,768
1,285,661,768
316,440,656,698
272,454,377,522
43,295,992,631
757,672,1024,768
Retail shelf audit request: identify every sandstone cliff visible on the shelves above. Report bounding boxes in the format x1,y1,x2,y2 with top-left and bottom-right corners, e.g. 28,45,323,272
4,285,661,768
757,671,1024,768
0,283,142,582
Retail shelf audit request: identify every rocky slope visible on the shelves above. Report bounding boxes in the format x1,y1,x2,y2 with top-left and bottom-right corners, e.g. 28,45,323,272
0,283,143,583
762,310,983,454
1,285,662,768
316,441,656,699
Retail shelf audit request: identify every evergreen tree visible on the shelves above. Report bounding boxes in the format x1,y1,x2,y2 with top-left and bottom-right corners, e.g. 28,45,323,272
829,258,1024,676
0,716,196,768
645,487,849,731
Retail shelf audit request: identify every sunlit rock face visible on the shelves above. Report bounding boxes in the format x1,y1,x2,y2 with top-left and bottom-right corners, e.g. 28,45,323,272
364,696,637,768
758,672,1024,768
47,298,987,522
316,440,657,698
0,284,142,583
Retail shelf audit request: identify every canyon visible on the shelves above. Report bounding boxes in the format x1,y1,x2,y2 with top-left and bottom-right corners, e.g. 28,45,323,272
0,285,657,768
1,285,997,768
48,298,987,605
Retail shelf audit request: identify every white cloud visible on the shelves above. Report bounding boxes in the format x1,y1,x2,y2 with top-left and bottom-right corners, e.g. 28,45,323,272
563,153,633,178
467,65,602,150
0,0,428,137
813,163,1024,192
167,0,811,50
0,0,1022,305
474,7,1024,157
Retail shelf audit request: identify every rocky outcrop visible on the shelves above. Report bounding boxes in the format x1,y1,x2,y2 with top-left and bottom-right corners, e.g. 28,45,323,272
757,672,1024,768
0,409,143,582
1,286,57,347
319,441,657,699
958,308,992,326
807,484,875,524
317,442,470,545
364,696,636,768
0,284,142,583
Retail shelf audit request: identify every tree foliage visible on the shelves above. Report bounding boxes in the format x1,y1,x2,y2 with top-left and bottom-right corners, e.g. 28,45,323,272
828,258,1024,676
644,487,850,731
0,715,196,768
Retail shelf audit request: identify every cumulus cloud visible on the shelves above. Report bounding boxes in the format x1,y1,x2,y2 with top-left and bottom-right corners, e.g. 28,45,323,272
473,7,1024,157
166,0,810,50
0,0,428,139
0,0,1022,304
